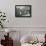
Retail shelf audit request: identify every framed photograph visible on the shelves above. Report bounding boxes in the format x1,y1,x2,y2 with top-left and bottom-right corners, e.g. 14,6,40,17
15,5,32,17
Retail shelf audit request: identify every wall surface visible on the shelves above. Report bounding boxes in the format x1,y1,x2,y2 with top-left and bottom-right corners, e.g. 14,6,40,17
0,0,46,46
0,0,46,27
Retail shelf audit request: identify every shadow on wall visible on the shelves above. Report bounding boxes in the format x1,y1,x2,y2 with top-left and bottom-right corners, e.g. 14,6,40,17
13,40,21,46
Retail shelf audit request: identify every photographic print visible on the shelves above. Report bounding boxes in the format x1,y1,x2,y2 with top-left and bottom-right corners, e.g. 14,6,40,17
15,5,32,17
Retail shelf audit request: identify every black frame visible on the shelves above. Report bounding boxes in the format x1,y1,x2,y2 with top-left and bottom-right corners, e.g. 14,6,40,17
15,5,32,17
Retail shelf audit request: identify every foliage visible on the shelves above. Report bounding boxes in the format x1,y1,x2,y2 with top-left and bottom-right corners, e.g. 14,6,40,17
0,11,6,28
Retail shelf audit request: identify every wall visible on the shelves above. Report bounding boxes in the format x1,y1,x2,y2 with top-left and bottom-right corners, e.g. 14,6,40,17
0,0,46,46
0,0,46,27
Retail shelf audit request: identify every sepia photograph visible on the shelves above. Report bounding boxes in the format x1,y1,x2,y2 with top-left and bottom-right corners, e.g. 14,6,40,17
15,5,32,17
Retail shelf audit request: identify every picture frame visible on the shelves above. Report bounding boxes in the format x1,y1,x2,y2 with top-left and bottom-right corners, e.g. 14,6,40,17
15,5,32,17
